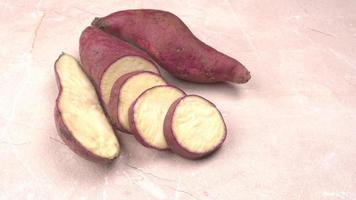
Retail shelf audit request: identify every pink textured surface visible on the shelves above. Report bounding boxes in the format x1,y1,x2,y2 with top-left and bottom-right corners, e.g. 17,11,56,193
1,0,356,199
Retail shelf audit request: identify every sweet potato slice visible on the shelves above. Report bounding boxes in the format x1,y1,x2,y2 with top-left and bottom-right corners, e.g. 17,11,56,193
129,85,185,150
54,53,120,163
164,95,226,159
107,71,167,133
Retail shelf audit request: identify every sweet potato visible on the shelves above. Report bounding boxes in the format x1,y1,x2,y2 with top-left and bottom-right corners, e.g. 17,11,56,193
107,71,167,133
129,85,185,150
54,53,120,163
92,9,251,84
79,26,160,105
164,95,227,159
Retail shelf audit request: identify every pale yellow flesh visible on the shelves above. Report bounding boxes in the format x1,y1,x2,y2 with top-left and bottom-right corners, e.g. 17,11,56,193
56,54,119,159
172,96,225,153
119,73,167,132
100,56,159,105
133,87,185,149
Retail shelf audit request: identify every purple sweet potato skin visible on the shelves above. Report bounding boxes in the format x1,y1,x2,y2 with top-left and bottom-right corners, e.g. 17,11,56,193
79,26,159,92
163,95,227,159
129,85,185,150
54,55,117,164
92,9,251,83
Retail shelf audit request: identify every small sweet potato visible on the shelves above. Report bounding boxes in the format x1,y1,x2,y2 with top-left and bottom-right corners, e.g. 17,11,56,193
92,9,251,84
79,26,160,105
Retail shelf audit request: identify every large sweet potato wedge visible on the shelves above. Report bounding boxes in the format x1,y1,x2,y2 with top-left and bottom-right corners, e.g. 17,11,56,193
54,53,120,163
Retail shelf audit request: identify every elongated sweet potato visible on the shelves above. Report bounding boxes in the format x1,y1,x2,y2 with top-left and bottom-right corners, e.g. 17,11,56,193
54,53,120,163
92,9,251,84
164,95,227,159
107,71,167,133
79,26,160,105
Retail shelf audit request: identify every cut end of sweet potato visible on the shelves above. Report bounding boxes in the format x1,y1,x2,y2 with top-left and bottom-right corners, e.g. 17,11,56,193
130,85,185,150
164,95,226,159
55,53,120,162
100,56,159,104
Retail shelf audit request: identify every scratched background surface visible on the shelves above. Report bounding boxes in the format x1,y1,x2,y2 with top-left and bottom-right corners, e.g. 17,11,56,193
1,0,356,199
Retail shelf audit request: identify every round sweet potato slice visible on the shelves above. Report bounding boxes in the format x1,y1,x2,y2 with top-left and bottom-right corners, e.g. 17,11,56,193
164,95,227,159
107,71,167,133
129,85,185,150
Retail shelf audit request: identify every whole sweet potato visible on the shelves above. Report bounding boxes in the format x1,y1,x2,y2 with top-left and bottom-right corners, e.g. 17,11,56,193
92,9,251,84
